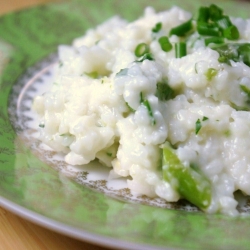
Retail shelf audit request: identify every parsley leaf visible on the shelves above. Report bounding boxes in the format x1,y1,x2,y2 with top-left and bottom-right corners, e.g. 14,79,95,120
156,80,175,101
195,116,209,134
152,22,162,33
195,119,202,134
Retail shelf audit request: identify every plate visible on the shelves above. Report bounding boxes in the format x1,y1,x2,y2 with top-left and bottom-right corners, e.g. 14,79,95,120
1,0,250,249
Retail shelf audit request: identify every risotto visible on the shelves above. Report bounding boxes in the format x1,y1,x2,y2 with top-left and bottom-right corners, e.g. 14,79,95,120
33,4,250,215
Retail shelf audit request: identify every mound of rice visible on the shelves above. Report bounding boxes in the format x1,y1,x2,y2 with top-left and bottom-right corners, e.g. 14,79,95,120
33,5,250,215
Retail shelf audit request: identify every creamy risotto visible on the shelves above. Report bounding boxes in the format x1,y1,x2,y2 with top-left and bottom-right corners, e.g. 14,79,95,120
33,4,250,215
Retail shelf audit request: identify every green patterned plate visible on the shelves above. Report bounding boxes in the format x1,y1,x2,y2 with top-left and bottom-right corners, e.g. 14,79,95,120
1,1,250,249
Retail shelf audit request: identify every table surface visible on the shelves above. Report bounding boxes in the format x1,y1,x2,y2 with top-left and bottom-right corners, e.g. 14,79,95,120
0,1,110,250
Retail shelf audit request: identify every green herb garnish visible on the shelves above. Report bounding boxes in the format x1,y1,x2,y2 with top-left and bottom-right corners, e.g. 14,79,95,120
134,43,150,57
197,22,221,37
197,7,210,23
216,15,233,30
211,43,250,66
156,80,175,101
208,4,223,21
140,92,156,125
169,18,193,37
195,119,202,134
197,4,239,40
126,102,135,112
195,116,208,134
142,99,156,125
106,152,112,157
205,37,224,46
140,92,144,103
223,25,240,40
175,42,187,58
152,22,162,33
158,36,173,52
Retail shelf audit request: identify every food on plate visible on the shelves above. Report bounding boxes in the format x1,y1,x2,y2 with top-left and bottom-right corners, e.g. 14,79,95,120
33,4,250,215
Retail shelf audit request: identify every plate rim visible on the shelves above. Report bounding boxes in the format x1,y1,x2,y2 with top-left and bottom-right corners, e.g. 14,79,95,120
0,195,175,250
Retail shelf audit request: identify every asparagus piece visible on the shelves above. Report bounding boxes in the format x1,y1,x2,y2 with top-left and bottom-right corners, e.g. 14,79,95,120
162,144,212,210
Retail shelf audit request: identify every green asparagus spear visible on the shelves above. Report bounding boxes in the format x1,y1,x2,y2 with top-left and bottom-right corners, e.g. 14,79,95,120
162,144,212,210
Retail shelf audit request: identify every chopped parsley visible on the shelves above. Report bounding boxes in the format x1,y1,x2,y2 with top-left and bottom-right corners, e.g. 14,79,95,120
152,22,162,33
142,99,156,125
140,92,144,103
156,80,175,101
195,119,202,134
195,116,209,134
140,92,156,125
126,102,135,112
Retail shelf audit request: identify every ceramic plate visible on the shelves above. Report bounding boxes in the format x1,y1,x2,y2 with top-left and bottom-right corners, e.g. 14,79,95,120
1,0,250,249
